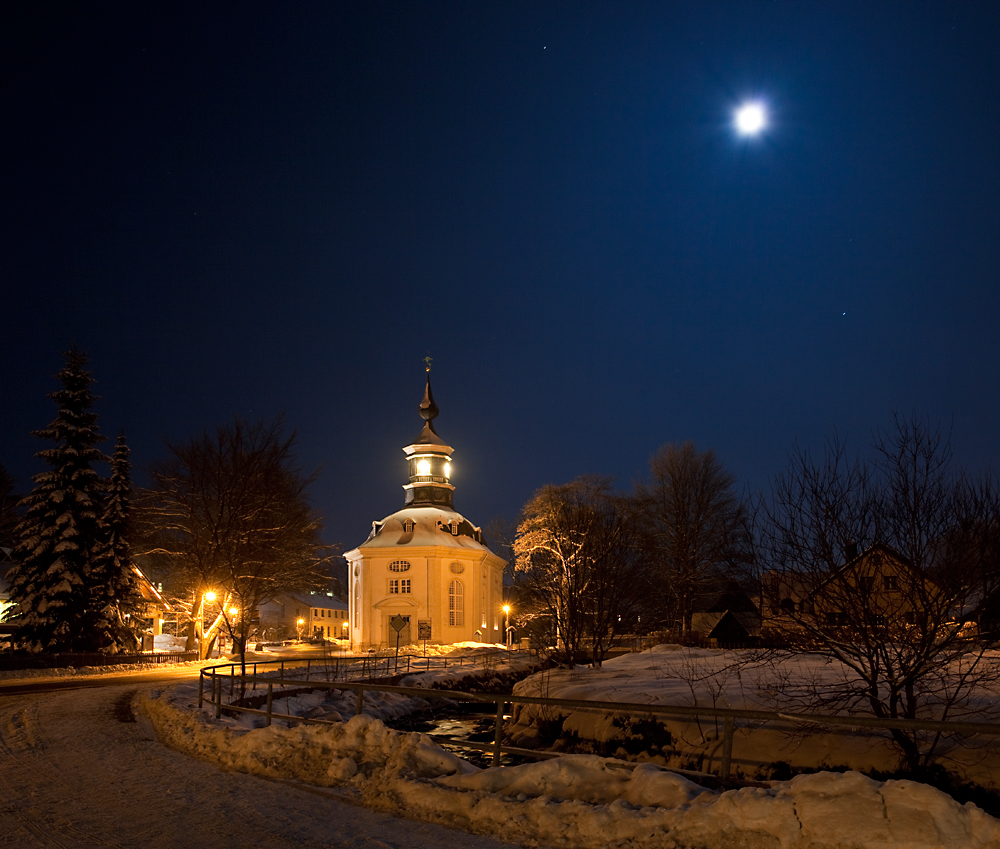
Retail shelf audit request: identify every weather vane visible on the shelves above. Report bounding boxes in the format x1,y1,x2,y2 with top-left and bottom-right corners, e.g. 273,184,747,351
423,354,432,372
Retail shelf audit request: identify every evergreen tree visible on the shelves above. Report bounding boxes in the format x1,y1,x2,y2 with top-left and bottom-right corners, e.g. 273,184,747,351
89,432,142,652
8,347,108,652
0,462,19,550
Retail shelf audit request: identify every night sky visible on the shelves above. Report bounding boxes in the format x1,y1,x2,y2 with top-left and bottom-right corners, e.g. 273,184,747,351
4,1,999,559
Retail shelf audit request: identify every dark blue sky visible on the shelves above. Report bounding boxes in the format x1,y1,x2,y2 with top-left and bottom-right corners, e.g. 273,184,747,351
3,1,999,555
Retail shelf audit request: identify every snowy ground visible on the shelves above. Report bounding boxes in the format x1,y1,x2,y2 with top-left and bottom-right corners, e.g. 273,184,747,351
0,683,515,849
506,646,1000,789
137,659,1000,848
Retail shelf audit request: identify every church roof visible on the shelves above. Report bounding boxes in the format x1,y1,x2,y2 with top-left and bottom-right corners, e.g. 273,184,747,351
355,505,492,553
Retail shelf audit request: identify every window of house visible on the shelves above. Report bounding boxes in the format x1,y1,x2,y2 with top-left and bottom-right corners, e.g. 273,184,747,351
389,579,410,594
884,575,899,591
388,560,411,572
449,580,464,626
451,520,459,535
403,519,414,534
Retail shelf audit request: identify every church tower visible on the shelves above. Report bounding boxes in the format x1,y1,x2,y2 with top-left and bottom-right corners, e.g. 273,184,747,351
344,368,506,648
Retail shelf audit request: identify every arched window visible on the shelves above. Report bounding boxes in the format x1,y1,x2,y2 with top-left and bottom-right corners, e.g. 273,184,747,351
449,580,464,627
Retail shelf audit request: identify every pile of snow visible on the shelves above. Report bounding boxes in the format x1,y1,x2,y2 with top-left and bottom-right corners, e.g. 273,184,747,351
506,646,1000,787
153,634,190,652
171,680,432,731
0,657,214,682
142,682,1000,849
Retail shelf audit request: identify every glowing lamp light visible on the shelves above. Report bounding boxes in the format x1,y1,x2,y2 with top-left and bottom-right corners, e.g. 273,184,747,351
735,102,766,135
503,605,511,616
203,591,217,603
445,462,451,478
229,607,239,617
417,459,431,476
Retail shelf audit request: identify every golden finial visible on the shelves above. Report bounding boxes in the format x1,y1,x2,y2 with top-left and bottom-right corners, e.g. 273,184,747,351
423,354,433,372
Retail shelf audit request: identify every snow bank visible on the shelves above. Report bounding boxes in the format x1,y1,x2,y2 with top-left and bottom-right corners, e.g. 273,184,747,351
0,657,213,682
507,646,1000,788
141,683,1000,849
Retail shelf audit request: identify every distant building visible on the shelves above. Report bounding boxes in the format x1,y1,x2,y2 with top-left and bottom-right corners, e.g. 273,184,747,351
690,585,761,644
258,592,349,641
344,370,506,649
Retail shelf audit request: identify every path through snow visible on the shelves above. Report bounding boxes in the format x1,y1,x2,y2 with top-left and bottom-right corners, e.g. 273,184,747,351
0,684,516,849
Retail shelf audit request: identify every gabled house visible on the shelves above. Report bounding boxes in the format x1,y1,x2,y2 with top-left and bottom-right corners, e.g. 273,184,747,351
690,585,761,644
762,543,942,639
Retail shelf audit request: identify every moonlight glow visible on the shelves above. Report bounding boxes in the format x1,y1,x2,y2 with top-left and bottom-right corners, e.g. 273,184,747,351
735,102,767,135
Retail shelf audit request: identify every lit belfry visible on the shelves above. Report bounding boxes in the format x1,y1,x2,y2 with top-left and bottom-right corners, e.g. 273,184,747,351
344,362,506,649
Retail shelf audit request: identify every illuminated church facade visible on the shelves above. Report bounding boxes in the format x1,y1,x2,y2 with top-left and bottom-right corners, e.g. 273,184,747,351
344,372,506,648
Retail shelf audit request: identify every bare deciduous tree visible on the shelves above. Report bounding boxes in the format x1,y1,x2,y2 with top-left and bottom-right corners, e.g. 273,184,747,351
144,417,333,668
514,477,644,666
632,442,746,634
753,414,1000,772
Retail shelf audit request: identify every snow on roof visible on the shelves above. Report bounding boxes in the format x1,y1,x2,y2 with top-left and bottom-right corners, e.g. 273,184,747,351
298,593,348,610
354,505,493,553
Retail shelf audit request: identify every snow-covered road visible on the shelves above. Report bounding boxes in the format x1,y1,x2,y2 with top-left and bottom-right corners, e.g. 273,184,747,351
0,684,514,849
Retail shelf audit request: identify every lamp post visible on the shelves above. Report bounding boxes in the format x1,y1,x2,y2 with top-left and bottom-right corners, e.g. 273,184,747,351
296,617,305,641
195,590,217,660
502,604,511,651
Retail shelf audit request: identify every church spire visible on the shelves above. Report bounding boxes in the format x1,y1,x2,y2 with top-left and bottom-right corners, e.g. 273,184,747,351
418,360,439,432
402,363,455,508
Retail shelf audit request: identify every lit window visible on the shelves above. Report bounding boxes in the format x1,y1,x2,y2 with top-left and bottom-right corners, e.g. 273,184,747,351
449,580,464,626
417,459,430,476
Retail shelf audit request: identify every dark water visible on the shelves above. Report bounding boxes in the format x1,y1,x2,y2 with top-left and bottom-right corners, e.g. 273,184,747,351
386,703,525,768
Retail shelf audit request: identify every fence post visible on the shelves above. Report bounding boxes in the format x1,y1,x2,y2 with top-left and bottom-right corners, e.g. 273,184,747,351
492,699,505,765
198,672,204,708
214,676,222,720
356,688,364,716
307,659,311,681
720,716,734,782
266,682,273,727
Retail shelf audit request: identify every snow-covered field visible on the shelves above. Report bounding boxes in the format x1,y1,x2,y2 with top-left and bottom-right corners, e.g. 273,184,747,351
140,652,1000,849
506,646,1000,790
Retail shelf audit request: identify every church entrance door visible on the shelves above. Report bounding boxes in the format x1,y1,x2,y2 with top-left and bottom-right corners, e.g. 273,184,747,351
388,615,411,648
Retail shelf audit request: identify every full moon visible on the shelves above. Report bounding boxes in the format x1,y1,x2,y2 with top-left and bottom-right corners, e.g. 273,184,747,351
735,102,767,135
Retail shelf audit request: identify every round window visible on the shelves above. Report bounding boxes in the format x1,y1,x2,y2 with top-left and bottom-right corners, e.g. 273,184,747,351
388,560,411,573
450,562,465,574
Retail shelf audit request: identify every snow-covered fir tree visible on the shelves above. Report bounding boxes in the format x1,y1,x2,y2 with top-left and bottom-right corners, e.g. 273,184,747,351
88,432,142,652
8,347,109,652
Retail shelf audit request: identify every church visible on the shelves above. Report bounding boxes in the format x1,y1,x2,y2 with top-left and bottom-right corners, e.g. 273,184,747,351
345,371,506,649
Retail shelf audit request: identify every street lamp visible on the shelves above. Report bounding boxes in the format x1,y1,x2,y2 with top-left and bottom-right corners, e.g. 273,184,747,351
296,617,305,641
502,604,512,651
